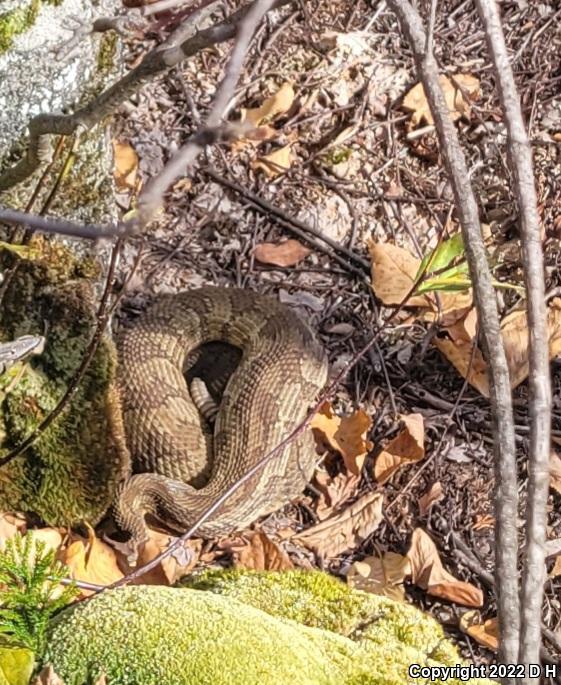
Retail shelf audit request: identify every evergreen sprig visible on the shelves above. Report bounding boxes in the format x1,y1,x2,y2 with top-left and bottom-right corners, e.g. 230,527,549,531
0,532,78,655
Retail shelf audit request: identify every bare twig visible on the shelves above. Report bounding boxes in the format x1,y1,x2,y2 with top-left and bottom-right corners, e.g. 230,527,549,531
386,0,520,670
138,0,278,222
475,0,551,675
205,169,371,274
0,207,127,241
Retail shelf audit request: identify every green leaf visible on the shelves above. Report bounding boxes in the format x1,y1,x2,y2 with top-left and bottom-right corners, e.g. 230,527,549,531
0,646,34,685
416,233,465,279
416,262,471,294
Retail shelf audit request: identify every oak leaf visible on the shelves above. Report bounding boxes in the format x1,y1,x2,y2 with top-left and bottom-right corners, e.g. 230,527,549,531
234,530,294,571
311,402,373,475
112,140,139,192
128,528,200,585
294,491,383,557
374,414,425,484
407,528,483,607
241,82,295,127
251,144,293,177
418,482,444,516
459,611,499,651
252,239,310,267
368,241,430,307
347,552,411,601
313,470,360,520
402,74,480,127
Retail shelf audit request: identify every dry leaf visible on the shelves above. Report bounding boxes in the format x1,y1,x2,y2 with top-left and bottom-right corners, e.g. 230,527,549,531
549,555,561,578
347,552,411,601
313,470,360,520
32,665,65,685
251,144,293,177
403,74,480,127
418,482,443,516
311,402,373,475
294,491,383,557
241,82,295,127
113,140,139,192
437,299,561,397
473,514,494,531
0,512,26,550
446,308,478,343
234,530,294,571
60,524,124,596
368,241,430,307
459,611,499,651
252,239,311,267
550,452,561,496
129,528,200,585
407,528,483,607
28,528,63,555
434,337,490,396
374,414,425,484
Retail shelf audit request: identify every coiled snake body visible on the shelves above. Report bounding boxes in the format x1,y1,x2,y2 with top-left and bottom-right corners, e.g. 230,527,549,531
116,287,328,550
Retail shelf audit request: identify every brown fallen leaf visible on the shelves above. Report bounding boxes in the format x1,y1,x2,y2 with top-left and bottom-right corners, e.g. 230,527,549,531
446,307,478,343
550,451,561,496
59,524,124,596
459,611,499,652
418,482,444,516
251,144,293,177
311,402,373,475
437,299,561,397
374,414,425,484
434,337,489,396
0,512,26,550
32,665,65,685
473,514,494,531
234,530,294,571
112,140,139,192
252,239,311,267
407,528,483,607
402,74,480,127
127,528,200,586
368,241,430,307
241,82,295,127
313,470,360,520
549,554,561,578
347,552,411,601
294,491,383,558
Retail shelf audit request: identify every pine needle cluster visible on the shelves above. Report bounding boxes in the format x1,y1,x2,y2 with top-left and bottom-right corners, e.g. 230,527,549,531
0,533,78,655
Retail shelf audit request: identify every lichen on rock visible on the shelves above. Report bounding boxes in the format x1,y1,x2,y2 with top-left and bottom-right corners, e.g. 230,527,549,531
44,569,493,685
0,236,129,526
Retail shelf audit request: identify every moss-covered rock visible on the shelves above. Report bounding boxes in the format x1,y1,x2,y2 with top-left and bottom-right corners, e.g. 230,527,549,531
45,570,492,685
0,237,129,525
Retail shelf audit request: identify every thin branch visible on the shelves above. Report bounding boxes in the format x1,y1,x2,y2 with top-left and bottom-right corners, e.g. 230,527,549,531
0,207,127,241
138,0,278,221
386,0,520,670
475,0,551,675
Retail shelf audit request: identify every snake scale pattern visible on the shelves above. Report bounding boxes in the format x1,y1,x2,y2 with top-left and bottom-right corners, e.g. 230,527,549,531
116,287,328,550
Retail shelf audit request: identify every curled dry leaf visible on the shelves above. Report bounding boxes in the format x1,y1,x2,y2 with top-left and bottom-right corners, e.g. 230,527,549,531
407,529,483,607
126,527,200,586
251,144,293,177
241,82,295,127
32,665,65,685
59,524,123,596
459,611,499,652
374,413,425,484
252,239,311,267
418,482,444,516
0,512,26,550
313,470,360,520
234,530,294,571
549,451,561,496
347,552,411,601
311,402,373,475
112,140,139,192
402,74,480,127
437,299,561,397
294,491,383,558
